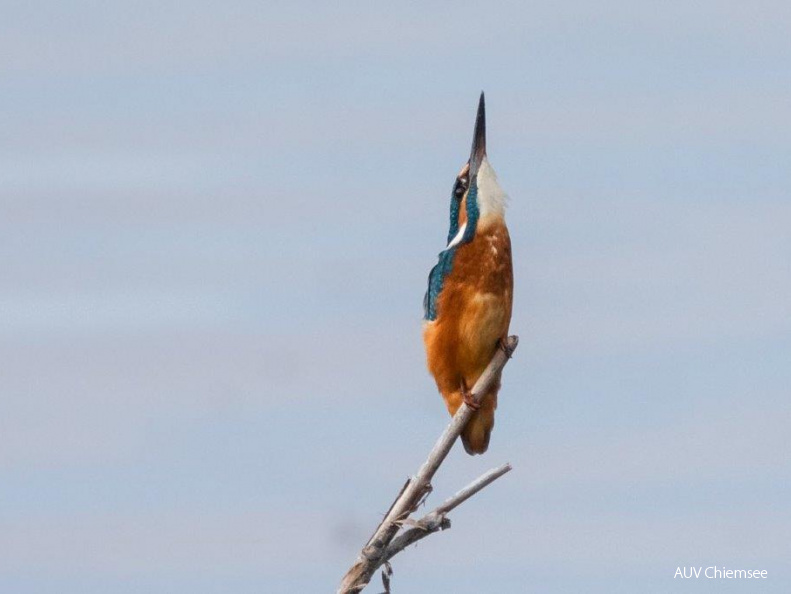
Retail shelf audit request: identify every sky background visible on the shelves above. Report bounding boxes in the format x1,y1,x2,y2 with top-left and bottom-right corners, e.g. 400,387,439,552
2,1,790,592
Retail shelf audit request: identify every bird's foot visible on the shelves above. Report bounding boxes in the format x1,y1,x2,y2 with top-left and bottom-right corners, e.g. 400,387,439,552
498,337,514,359
460,380,480,411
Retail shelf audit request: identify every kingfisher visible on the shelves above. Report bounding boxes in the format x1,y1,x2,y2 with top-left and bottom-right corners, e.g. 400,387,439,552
423,92,514,455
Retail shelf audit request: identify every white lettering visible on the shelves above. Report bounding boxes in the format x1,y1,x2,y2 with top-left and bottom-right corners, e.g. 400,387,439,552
687,565,767,579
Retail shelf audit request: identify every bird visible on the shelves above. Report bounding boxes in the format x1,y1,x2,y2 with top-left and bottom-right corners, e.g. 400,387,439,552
423,92,514,455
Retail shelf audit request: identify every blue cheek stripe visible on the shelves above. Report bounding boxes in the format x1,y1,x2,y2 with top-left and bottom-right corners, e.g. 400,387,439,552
423,183,479,321
462,184,480,242
447,196,460,244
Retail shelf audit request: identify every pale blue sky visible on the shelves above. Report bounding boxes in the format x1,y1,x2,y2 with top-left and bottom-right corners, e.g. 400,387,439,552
1,1,790,592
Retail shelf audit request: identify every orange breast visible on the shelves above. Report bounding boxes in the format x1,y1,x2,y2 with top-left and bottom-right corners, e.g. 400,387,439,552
423,220,513,396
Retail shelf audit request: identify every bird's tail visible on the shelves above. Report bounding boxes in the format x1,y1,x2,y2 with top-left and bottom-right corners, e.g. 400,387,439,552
461,391,497,455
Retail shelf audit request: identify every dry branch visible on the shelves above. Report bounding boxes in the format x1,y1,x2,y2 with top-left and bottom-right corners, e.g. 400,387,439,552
381,462,512,563
337,335,519,593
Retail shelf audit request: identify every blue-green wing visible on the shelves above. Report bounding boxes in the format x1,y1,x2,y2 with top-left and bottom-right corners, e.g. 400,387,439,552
423,249,455,321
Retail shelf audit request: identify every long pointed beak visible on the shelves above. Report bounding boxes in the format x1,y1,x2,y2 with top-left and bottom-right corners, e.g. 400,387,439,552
469,91,486,178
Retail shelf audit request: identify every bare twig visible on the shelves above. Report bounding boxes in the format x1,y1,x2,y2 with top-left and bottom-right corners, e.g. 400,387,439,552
337,335,519,594
382,462,512,563
380,562,392,594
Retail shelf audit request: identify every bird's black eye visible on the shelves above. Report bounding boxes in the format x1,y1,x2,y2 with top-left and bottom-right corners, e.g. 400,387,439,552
453,176,468,199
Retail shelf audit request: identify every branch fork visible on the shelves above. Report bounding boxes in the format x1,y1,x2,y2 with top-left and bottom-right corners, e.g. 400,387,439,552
337,335,519,593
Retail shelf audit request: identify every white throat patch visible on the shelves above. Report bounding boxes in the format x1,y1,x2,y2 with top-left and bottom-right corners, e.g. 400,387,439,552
475,156,508,219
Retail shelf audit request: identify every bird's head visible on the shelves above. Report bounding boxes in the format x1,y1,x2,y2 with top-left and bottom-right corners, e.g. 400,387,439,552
446,92,508,247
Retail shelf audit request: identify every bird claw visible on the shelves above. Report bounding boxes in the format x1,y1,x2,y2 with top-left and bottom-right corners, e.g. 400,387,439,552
498,337,514,359
460,380,480,411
